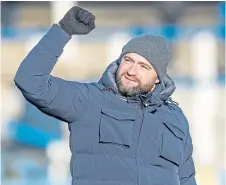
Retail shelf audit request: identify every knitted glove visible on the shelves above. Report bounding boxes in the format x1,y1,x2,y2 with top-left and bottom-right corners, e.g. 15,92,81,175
59,6,95,36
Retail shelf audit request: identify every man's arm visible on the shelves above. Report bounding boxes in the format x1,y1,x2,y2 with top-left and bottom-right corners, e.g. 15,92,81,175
170,104,197,185
179,132,197,185
14,6,95,123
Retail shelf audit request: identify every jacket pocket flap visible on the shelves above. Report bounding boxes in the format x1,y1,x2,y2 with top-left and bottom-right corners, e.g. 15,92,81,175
101,108,135,121
162,121,185,140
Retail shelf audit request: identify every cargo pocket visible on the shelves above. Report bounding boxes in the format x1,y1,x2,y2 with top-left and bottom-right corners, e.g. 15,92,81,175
159,121,185,166
99,108,135,148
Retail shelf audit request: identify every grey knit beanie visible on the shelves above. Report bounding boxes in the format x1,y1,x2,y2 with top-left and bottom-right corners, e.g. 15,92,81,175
118,34,171,85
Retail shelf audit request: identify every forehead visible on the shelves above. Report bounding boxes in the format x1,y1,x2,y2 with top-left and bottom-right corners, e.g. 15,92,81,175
123,53,150,65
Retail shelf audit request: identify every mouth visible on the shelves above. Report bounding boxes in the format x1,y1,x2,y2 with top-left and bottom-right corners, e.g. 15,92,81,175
124,75,138,83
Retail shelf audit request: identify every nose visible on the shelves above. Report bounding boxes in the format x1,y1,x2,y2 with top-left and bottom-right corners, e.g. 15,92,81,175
127,64,137,76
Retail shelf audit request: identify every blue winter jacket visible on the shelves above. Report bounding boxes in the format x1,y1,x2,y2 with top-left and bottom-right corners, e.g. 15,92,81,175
14,24,197,185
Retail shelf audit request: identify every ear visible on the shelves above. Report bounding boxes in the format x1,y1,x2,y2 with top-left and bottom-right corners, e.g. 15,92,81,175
155,78,160,84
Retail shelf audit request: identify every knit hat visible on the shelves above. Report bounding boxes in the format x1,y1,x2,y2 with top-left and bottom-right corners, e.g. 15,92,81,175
118,34,171,86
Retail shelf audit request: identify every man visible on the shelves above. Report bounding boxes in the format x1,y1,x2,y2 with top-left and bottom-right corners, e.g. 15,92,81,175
14,6,196,185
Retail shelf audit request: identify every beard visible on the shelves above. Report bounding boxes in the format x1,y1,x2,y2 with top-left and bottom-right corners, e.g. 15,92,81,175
116,71,155,97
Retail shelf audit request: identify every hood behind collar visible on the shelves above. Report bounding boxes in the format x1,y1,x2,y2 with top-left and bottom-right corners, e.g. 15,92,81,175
99,60,120,94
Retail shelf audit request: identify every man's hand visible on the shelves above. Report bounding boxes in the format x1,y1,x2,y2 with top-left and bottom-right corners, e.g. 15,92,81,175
59,6,96,36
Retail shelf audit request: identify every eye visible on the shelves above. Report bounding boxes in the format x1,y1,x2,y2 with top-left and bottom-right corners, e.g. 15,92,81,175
124,58,131,63
141,65,150,70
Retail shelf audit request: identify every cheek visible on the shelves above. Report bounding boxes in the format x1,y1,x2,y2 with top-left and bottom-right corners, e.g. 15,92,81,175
118,66,127,77
117,69,124,78
140,72,157,85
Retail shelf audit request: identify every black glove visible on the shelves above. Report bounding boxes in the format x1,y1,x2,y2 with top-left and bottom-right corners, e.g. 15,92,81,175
159,74,176,101
59,6,95,36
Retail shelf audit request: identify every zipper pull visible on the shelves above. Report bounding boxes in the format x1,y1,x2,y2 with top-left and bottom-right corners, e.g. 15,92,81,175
143,99,149,107
144,102,148,107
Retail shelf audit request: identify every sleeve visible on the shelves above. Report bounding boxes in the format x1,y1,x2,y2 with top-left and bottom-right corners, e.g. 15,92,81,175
14,24,90,123
178,132,197,185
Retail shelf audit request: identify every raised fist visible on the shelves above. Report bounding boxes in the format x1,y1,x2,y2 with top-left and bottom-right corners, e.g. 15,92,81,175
59,6,95,36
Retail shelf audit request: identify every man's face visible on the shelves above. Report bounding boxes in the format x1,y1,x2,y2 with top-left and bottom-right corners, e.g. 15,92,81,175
116,53,159,97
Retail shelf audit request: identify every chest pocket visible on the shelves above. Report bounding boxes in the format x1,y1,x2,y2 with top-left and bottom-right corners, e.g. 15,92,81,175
99,108,135,148
159,121,185,166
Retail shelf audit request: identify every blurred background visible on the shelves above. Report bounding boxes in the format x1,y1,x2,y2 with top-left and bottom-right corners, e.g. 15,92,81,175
1,1,225,185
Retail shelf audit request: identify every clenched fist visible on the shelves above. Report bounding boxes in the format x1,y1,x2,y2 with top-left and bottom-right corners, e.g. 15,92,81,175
59,6,96,36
